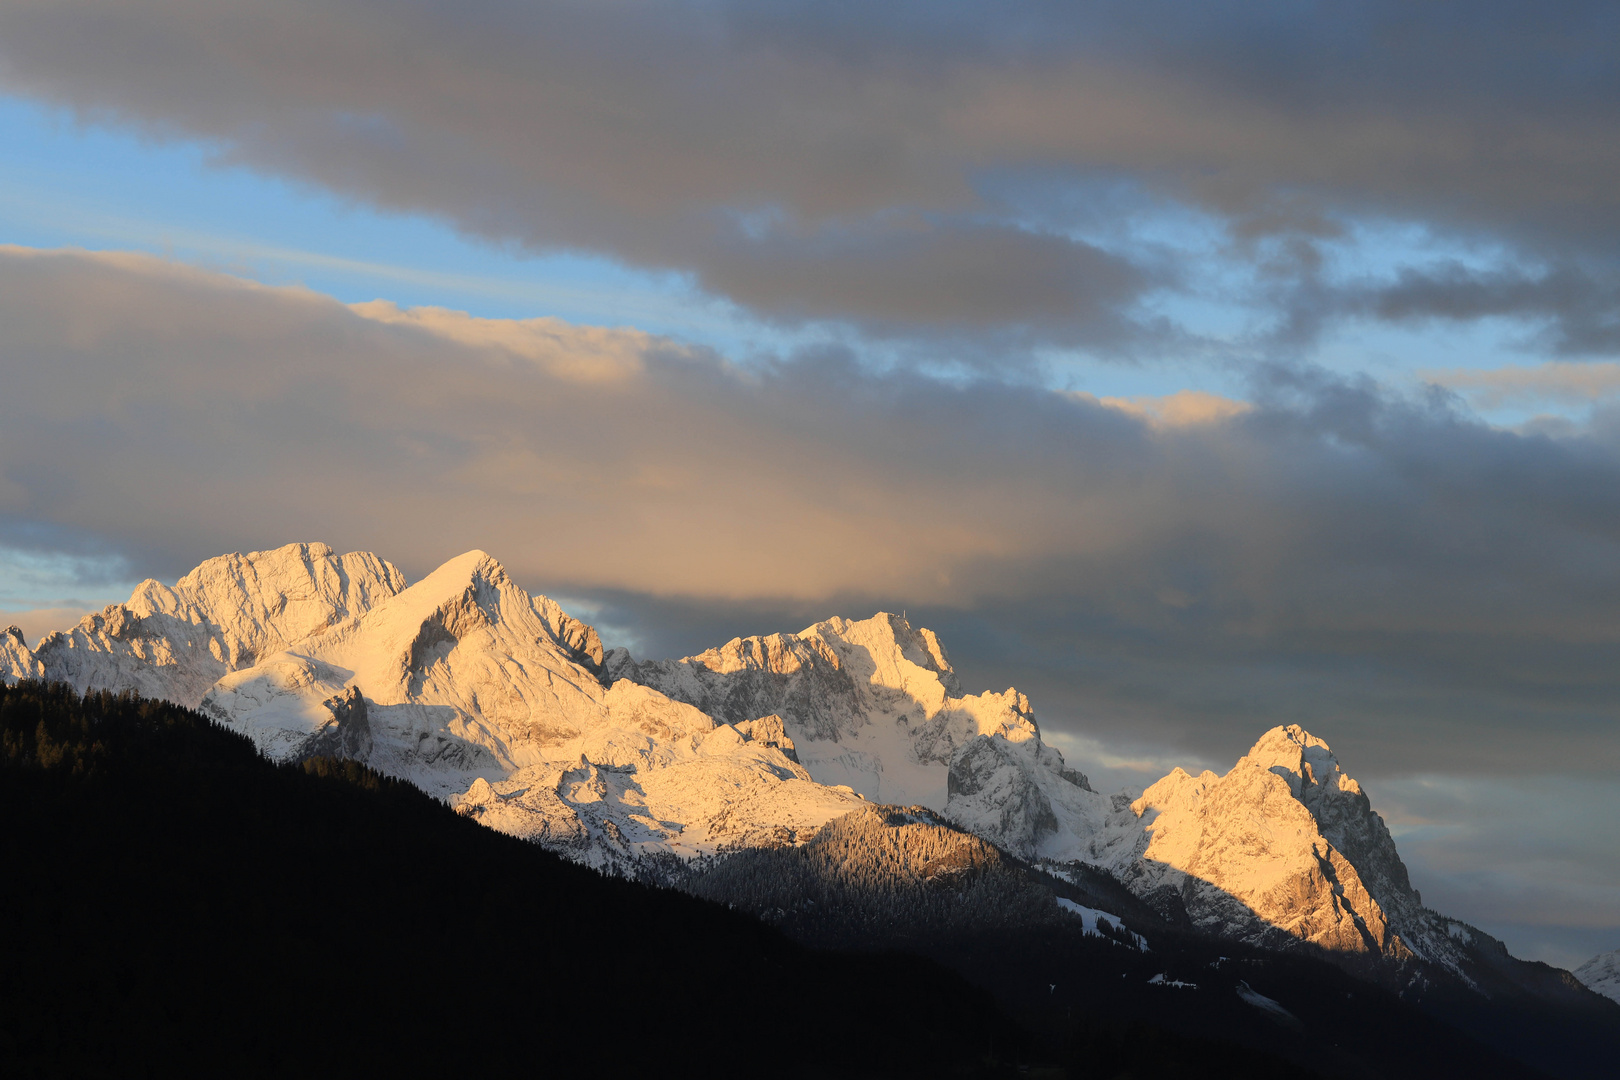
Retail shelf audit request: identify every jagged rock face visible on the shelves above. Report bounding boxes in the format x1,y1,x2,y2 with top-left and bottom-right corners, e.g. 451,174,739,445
735,714,798,762
1576,949,1620,1003
1068,724,1517,978
296,685,373,763
606,614,959,747
15,543,407,708
948,735,1059,852
606,612,1103,856
2,626,42,680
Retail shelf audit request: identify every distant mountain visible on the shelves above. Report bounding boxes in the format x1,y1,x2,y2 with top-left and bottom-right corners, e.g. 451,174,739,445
1577,950,1620,1002
605,612,1102,856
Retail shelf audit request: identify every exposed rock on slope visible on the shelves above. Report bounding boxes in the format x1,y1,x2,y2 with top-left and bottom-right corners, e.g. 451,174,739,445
1,626,42,680
1088,726,1416,959
23,544,408,707
1576,949,1620,1003
606,614,1106,856
0,544,860,868
1068,725,1530,987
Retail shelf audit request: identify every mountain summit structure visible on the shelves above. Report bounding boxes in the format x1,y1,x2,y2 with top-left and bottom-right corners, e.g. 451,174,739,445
0,542,1580,989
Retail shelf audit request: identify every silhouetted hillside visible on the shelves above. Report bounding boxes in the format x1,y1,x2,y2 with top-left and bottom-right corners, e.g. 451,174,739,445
684,804,1616,1079
1,681,1005,1077
2,680,1344,1079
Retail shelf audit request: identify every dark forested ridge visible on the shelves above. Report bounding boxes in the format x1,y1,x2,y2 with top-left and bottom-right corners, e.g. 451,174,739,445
0,682,1601,1079
683,804,1620,1080
0,680,1331,1079
1,681,1009,1078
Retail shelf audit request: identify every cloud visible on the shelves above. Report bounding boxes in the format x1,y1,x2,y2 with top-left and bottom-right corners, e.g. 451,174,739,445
4,2,1619,353
7,246,1620,786
1428,361,1620,410
1355,262,1620,357
1376,774,1620,967
1089,389,1253,427
348,301,659,384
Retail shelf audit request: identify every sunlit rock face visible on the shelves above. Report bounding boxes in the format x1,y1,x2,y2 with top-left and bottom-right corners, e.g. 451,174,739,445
0,543,861,871
10,543,406,707
606,612,1106,857
1576,949,1620,1003
1,625,43,680
1067,725,1513,981
1086,726,1417,958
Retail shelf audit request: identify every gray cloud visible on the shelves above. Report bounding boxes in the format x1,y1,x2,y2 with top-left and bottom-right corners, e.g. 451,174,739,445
3,1,1618,353
1357,262,1620,356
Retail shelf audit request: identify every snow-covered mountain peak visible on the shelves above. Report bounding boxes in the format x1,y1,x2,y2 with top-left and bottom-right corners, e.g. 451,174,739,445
607,611,1049,803
11,542,408,707
0,542,1543,989
1077,723,1442,964
1236,724,1361,801
606,610,1107,858
798,612,964,700
128,542,407,655
1575,948,1620,1003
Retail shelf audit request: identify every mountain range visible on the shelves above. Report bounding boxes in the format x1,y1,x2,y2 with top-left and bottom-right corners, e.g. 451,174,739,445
4,542,1617,1035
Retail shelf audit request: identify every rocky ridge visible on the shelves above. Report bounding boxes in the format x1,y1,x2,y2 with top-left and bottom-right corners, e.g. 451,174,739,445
2,544,859,869
0,542,1574,989
1063,725,1504,987
606,615,1108,858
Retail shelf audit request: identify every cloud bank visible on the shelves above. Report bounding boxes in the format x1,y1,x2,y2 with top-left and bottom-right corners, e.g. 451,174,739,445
5,246,1620,784
4,1,1618,355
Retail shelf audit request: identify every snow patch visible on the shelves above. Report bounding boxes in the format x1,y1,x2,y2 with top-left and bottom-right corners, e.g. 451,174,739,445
1056,898,1148,950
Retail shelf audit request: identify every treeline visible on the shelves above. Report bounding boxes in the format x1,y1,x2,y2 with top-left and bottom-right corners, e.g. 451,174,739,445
683,805,1069,947
0,680,1018,1078
682,805,1558,1080
0,682,1566,1079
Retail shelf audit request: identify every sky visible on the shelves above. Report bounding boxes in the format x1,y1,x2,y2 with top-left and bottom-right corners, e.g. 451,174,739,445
1,1,1619,968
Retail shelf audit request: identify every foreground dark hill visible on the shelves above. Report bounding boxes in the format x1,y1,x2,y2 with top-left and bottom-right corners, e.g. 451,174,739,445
1,681,1000,1078
2,681,1331,1079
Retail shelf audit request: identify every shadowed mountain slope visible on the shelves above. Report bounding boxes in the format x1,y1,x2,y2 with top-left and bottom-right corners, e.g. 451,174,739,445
0,680,1012,1078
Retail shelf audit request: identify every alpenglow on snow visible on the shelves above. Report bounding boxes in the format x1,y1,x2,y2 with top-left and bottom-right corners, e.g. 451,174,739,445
0,542,1538,983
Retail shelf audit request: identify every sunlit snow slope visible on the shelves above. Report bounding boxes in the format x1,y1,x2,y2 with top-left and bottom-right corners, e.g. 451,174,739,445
0,541,1576,987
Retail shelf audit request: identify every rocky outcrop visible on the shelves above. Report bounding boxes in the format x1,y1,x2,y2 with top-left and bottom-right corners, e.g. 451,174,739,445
1096,733,1411,958
295,684,374,763
607,612,1103,856
735,713,798,762
1,626,42,680
1068,724,1521,983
